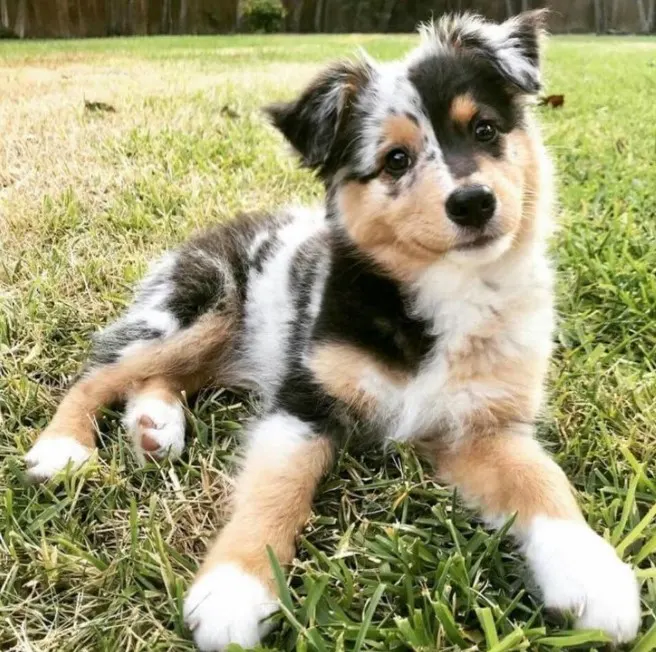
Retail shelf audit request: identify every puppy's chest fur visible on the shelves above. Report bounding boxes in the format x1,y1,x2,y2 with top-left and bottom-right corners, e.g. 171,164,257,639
308,251,548,441
240,210,552,441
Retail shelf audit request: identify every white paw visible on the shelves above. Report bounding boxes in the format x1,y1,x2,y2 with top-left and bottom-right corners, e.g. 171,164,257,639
184,563,279,651
24,435,93,481
124,396,185,463
525,516,641,644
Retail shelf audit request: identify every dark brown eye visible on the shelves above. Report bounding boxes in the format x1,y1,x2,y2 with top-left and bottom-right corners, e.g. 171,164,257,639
384,148,412,175
474,120,498,143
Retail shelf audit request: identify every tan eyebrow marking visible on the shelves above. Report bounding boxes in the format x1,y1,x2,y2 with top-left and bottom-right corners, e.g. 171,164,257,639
380,115,423,152
450,93,478,125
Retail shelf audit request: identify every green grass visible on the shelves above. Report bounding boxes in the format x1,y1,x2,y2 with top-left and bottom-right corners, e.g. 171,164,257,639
1,33,655,652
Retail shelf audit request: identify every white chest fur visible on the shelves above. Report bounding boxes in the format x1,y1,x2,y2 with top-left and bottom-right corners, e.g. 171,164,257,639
362,251,555,442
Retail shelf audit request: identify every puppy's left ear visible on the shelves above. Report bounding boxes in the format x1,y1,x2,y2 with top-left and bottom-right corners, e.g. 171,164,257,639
494,9,548,94
265,59,373,174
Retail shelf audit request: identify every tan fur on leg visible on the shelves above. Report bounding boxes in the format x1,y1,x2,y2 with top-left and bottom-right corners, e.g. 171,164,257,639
420,431,640,643
198,436,334,592
32,314,235,453
421,429,583,530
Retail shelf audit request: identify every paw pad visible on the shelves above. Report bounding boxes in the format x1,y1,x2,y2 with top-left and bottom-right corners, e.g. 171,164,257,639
124,396,185,463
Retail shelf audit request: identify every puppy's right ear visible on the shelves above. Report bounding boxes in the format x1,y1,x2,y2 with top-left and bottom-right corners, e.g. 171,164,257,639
266,60,373,174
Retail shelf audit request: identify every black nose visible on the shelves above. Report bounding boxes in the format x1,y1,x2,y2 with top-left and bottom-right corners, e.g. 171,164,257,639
446,185,496,228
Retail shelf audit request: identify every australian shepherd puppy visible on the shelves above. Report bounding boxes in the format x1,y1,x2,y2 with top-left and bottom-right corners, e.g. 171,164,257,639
25,10,641,650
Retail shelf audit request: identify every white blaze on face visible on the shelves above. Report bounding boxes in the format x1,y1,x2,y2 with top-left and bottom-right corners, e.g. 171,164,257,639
353,62,439,176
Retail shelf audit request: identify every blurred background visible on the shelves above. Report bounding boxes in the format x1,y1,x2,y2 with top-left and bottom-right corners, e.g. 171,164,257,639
0,0,654,39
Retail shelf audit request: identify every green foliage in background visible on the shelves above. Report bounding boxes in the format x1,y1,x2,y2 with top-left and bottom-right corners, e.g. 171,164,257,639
241,0,287,34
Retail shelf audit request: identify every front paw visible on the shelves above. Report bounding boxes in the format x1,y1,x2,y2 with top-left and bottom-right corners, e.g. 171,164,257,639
24,435,93,481
183,563,279,651
525,516,641,644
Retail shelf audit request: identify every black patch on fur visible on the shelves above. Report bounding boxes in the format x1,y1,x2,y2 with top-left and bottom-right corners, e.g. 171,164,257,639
90,322,163,366
166,212,285,326
404,111,420,126
250,233,280,274
166,244,232,327
274,365,344,436
314,232,434,372
274,237,347,436
288,234,326,345
408,52,519,175
273,229,435,438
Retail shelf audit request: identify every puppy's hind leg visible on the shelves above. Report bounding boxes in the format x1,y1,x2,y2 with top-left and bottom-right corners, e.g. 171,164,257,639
25,254,183,480
124,372,210,463
25,315,235,481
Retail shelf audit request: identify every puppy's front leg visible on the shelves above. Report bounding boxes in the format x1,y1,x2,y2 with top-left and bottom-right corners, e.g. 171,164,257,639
184,412,333,652
422,428,641,644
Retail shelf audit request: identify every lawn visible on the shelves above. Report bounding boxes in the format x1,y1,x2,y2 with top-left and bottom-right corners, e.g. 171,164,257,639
1,33,655,652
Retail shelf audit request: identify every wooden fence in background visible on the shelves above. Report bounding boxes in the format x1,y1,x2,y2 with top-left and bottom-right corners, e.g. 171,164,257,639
0,0,654,39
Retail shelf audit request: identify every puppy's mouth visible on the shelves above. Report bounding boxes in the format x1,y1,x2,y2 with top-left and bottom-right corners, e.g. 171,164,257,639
407,226,503,257
410,233,500,256
410,239,449,256
455,234,497,250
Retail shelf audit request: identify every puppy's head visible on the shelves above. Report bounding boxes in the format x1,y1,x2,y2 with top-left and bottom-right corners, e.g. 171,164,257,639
268,10,549,278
